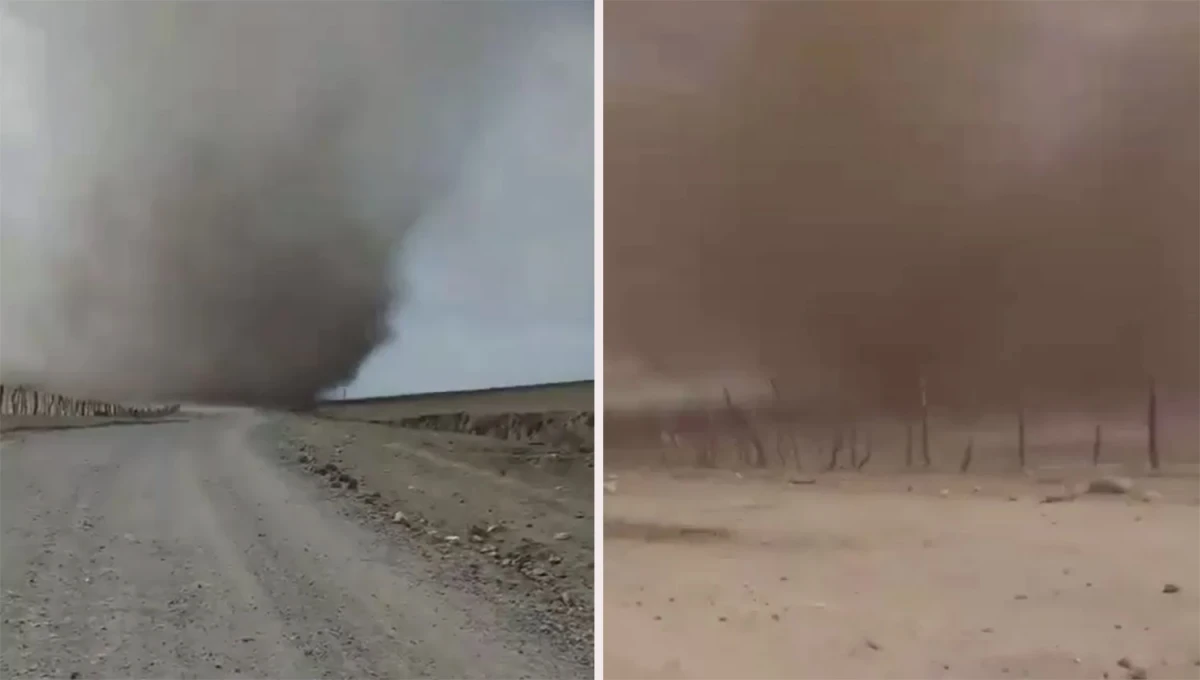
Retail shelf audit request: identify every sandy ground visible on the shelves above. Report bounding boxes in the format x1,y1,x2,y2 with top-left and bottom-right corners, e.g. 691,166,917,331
604,468,1200,680
1,411,591,679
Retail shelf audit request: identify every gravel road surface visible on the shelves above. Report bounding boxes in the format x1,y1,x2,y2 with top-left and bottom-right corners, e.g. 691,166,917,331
1,412,586,679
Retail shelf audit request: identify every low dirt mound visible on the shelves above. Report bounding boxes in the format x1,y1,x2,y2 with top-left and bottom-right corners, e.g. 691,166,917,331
605,519,734,545
396,411,594,452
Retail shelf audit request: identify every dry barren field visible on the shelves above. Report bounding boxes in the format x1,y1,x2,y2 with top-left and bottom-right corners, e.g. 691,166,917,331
316,381,593,419
605,432,1199,680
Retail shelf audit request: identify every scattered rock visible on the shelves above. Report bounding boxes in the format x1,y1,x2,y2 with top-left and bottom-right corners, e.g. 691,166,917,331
1041,491,1078,504
392,511,409,526
297,454,310,464
981,627,994,633
1128,667,1148,680
972,486,982,493
864,638,881,651
1087,476,1134,495
444,535,461,544
1117,657,1133,669
553,532,572,541
1007,495,1019,502
1014,594,1028,600
1162,583,1180,594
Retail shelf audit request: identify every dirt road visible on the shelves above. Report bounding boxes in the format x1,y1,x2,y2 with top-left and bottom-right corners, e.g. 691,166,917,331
1,412,590,679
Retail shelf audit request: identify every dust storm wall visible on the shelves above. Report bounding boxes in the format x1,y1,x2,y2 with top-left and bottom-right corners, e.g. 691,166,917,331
605,2,1199,419
0,2,584,407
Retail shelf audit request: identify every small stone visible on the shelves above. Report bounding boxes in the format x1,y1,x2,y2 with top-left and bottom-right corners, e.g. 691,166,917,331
1162,583,1180,594
1008,495,1019,502
1128,667,1148,680
444,535,461,544
1117,658,1133,669
865,638,881,651
717,616,727,622
1014,594,1028,600
553,532,571,541
981,627,994,633
1084,475,1133,494
972,486,982,493
939,488,950,497
392,511,409,525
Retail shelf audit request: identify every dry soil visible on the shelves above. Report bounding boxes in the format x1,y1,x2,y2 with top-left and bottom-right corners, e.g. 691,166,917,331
604,467,1199,680
1,410,592,679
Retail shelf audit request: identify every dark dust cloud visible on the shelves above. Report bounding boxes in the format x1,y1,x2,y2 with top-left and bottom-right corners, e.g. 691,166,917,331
0,2,543,406
605,1,1199,417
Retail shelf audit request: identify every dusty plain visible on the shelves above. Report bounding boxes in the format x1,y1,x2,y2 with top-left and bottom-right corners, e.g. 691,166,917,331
605,421,1199,680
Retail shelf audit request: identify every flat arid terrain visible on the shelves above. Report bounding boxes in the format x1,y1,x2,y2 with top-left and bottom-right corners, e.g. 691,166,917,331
605,445,1199,680
2,383,593,679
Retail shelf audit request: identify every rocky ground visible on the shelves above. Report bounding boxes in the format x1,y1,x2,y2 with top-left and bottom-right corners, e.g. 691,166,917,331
271,413,595,658
2,410,592,679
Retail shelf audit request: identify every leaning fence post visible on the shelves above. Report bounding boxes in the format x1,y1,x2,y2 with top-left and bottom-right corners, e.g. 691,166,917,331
1147,376,1160,471
1017,399,1027,471
919,373,931,467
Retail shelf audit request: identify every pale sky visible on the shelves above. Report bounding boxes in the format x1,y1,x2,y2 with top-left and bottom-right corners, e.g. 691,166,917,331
347,6,593,398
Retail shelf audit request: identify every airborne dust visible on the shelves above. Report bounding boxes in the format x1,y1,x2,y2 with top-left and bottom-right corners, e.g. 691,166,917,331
1,2,552,406
606,2,1199,418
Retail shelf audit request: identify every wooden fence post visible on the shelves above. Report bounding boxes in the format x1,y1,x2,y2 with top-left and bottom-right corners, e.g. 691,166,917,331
919,373,931,467
1147,377,1160,471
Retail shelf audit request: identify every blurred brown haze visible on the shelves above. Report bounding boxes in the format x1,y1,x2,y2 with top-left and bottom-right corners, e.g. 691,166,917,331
604,1,1198,461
